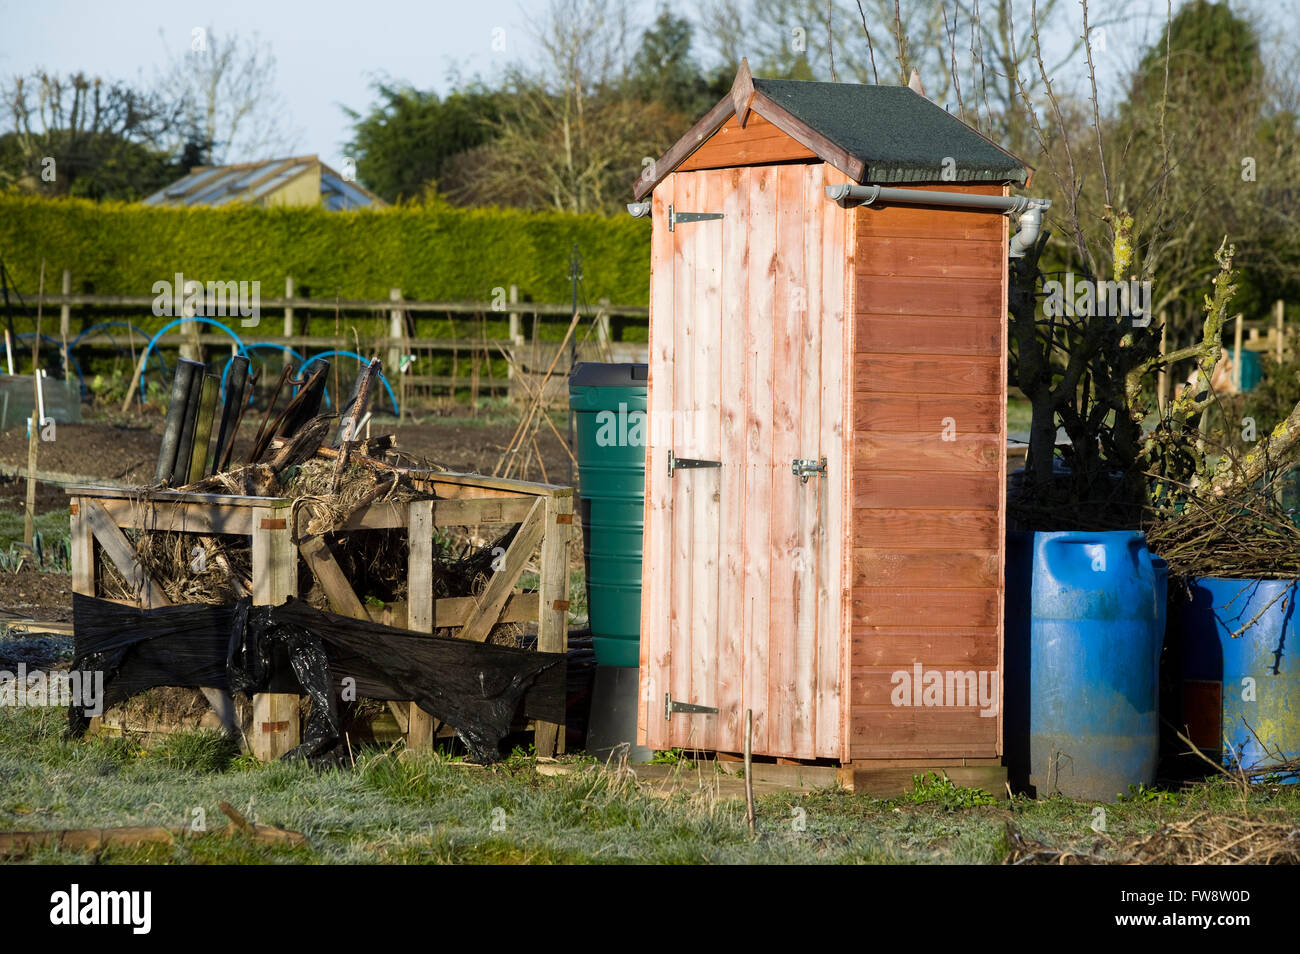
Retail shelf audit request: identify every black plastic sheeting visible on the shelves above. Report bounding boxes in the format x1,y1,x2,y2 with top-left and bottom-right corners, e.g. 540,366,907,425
68,593,566,763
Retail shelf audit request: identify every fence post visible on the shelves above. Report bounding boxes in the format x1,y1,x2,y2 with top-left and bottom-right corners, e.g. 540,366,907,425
388,288,403,400
1277,300,1285,363
406,499,436,751
1164,308,1175,408
60,269,71,378
596,297,612,360
251,506,301,761
507,284,521,402
180,279,202,362
534,490,573,756
284,276,295,367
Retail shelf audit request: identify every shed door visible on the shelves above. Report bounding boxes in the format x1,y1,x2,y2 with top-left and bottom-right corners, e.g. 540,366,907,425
639,164,847,759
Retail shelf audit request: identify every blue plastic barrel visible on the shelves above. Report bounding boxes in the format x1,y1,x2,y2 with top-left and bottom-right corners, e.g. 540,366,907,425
1153,557,1169,649
1005,531,1162,800
1181,577,1300,780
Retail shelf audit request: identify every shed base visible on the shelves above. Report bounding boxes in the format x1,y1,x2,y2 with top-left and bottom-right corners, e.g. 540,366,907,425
643,756,1006,798
838,759,1007,798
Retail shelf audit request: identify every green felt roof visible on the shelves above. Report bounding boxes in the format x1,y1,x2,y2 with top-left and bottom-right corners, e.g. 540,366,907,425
752,78,1027,185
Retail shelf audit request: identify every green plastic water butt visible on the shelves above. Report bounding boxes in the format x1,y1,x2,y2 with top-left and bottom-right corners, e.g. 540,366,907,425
569,363,647,667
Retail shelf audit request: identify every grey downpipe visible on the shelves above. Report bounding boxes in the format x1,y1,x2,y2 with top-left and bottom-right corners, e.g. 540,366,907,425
825,183,1051,258
1007,204,1048,259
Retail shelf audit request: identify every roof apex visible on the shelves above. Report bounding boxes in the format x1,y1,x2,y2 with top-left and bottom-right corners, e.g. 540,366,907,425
633,63,1030,200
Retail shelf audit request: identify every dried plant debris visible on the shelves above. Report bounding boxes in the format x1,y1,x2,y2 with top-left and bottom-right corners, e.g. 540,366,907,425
1005,812,1300,865
1146,468,1300,579
106,433,532,652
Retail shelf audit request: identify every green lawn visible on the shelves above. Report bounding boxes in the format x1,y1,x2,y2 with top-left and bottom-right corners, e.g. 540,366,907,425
1,708,1296,864
1007,397,1033,435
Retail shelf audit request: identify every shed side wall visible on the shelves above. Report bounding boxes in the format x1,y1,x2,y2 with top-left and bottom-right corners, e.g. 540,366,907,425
849,183,1009,760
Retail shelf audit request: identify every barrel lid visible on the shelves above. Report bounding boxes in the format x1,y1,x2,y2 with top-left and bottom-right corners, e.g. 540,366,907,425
569,362,648,387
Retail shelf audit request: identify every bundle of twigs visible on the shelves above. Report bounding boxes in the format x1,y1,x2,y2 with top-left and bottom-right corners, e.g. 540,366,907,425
1126,812,1300,865
1145,468,1300,579
1004,813,1300,865
1006,733,1300,866
1002,824,1110,865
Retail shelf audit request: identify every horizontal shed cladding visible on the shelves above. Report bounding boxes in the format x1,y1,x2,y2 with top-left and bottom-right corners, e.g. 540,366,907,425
855,432,1001,472
852,667,999,705
853,472,1000,510
855,235,1005,279
854,316,1001,355
852,627,1000,667
852,587,1000,628
849,184,1007,760
677,111,817,171
852,508,999,548
850,706,998,758
856,276,1004,319
855,395,1002,433
856,354,1001,393
852,549,1000,589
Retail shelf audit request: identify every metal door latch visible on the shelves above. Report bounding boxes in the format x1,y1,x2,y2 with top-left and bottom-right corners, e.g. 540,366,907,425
667,204,724,231
668,451,721,477
665,693,718,721
792,458,827,483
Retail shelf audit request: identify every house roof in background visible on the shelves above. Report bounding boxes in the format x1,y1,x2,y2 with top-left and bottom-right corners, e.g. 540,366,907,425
142,155,386,209
634,60,1029,199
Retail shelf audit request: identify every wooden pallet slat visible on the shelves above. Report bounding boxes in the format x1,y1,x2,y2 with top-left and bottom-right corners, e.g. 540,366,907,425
70,471,570,762
457,497,546,644
534,493,573,756
299,533,368,618
406,499,437,750
83,498,170,608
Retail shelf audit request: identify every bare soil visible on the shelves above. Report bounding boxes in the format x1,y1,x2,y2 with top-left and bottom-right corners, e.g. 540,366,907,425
0,567,74,622
0,420,161,484
0,413,572,486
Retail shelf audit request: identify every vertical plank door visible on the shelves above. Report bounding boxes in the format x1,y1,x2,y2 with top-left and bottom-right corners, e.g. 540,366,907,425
640,163,843,759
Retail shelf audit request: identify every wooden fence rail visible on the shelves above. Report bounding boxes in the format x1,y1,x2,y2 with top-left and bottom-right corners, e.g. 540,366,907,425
24,271,649,411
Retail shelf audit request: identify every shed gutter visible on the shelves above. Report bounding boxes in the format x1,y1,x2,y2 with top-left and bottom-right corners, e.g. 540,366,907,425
825,184,1050,258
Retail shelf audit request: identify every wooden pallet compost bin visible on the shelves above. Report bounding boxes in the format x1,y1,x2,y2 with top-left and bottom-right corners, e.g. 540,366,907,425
67,472,573,760
632,61,1039,793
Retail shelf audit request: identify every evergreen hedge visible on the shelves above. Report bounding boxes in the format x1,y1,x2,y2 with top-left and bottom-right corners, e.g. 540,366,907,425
0,195,652,309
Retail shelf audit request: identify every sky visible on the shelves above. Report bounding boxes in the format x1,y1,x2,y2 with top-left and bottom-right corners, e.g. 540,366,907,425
0,0,543,169
2,0,1297,174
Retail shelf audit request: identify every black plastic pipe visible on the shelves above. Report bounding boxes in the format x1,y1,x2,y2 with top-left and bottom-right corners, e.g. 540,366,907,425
210,355,249,477
155,359,200,484
186,374,219,484
170,364,205,486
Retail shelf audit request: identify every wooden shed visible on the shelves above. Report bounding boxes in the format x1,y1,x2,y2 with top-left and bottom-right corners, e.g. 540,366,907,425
632,62,1041,789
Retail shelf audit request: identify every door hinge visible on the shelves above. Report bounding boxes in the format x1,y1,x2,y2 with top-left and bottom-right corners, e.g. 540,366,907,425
792,458,827,483
665,693,718,721
668,450,721,477
668,204,723,231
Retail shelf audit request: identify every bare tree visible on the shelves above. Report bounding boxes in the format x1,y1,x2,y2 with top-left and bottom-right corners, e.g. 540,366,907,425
0,71,182,197
155,26,300,165
993,0,1300,524
444,0,669,215
695,0,1127,154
